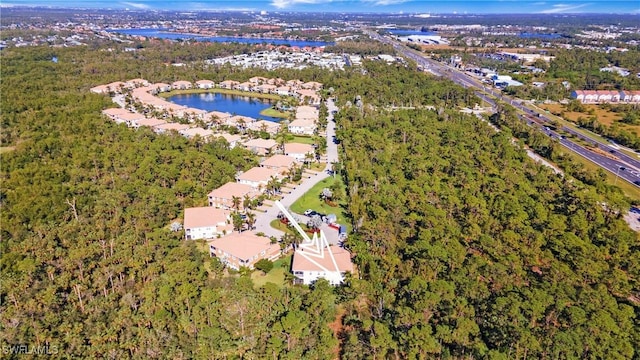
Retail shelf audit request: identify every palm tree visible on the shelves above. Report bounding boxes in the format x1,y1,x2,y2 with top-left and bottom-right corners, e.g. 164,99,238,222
232,212,244,232
243,194,253,211
266,176,280,196
245,212,256,230
280,233,295,252
231,196,241,212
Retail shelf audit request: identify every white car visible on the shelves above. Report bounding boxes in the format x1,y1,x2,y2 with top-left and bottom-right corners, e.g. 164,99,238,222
304,209,314,216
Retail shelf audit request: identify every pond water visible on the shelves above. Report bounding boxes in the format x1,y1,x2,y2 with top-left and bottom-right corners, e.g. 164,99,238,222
167,92,282,122
518,32,562,39
387,29,436,36
110,28,333,47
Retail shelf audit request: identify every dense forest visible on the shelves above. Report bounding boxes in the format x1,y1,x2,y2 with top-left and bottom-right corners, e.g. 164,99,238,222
1,38,639,359
334,100,640,357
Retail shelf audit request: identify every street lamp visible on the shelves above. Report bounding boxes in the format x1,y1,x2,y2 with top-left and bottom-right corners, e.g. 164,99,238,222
615,166,623,185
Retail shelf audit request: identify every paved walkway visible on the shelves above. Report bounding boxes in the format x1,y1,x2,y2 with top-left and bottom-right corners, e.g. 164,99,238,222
252,99,339,239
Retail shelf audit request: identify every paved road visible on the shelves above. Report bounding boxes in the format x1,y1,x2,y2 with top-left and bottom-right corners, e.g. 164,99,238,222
366,29,640,187
252,99,339,240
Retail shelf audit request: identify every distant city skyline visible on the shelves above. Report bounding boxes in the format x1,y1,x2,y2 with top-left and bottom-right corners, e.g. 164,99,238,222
2,0,639,14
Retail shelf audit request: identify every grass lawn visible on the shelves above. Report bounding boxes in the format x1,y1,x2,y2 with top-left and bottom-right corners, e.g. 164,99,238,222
289,176,350,231
286,134,318,145
251,254,292,288
260,107,290,119
307,162,327,172
0,146,15,154
270,219,298,234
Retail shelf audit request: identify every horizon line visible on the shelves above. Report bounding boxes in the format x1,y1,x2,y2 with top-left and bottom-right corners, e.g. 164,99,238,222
1,5,639,15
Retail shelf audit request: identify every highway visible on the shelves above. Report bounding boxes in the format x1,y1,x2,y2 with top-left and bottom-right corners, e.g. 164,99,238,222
365,29,640,187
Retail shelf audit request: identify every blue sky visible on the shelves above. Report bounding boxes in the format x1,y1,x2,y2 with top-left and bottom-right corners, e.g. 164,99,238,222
2,0,639,13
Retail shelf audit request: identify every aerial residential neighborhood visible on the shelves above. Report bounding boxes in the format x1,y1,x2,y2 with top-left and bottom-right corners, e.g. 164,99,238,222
4,4,640,359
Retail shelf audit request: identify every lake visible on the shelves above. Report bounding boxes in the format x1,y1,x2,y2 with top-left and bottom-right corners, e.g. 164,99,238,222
387,29,436,36
109,28,333,47
167,92,282,122
518,32,562,39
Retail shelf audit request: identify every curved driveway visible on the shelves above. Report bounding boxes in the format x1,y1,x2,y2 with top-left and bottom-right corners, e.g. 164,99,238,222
252,99,339,239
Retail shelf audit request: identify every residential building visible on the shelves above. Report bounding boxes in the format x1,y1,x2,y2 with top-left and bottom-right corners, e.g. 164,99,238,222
219,80,240,89
295,105,319,120
196,80,215,89
215,133,242,148
571,90,640,104
151,83,172,93
260,154,296,174
236,167,282,191
115,112,146,126
209,232,281,270
251,120,280,135
154,123,191,134
275,86,293,96
90,81,126,94
172,80,193,90
208,182,258,210
254,84,277,94
235,81,253,92
249,76,268,85
207,111,232,124
288,119,316,135
180,127,214,140
184,207,232,240
134,117,167,129
284,142,315,162
183,107,208,121
102,107,132,121
292,245,353,285
622,91,640,103
242,138,278,156
227,115,255,129
302,81,323,90
125,78,149,88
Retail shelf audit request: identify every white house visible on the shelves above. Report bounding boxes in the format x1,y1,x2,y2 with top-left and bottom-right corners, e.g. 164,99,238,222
172,80,193,90
292,245,353,285
208,182,258,210
183,207,232,240
196,80,215,89
125,78,149,88
209,232,281,270
133,117,167,129
284,142,315,162
215,133,242,148
251,120,280,135
236,167,282,191
219,80,240,89
242,138,278,156
102,107,132,121
261,154,296,175
153,123,191,134
288,119,316,135
180,127,214,140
